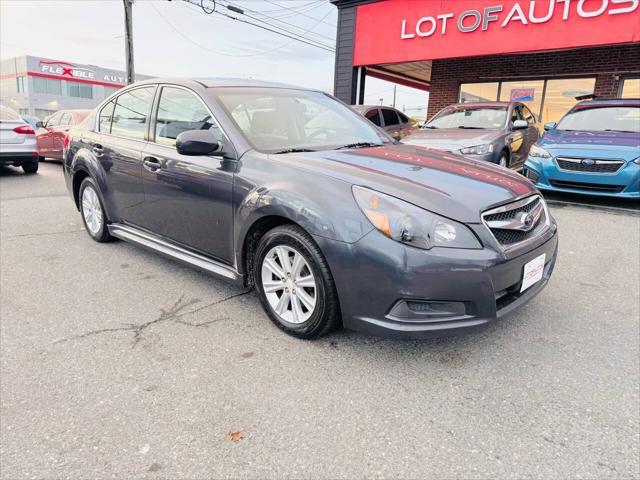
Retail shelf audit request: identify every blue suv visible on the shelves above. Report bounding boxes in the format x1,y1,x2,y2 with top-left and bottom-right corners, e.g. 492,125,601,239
524,99,639,199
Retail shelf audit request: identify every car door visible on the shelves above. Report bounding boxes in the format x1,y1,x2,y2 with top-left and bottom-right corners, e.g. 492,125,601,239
506,105,527,167
140,85,235,264
97,85,156,226
50,112,72,158
37,112,61,155
520,105,541,164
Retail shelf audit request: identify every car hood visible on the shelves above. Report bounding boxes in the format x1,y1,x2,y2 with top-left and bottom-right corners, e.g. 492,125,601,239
540,129,640,160
401,128,501,151
273,144,535,223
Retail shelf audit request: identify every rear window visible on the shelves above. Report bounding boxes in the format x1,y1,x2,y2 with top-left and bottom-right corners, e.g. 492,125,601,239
0,105,21,121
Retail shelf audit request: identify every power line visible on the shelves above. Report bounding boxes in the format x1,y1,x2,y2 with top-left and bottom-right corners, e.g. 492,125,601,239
178,0,335,52
261,0,336,27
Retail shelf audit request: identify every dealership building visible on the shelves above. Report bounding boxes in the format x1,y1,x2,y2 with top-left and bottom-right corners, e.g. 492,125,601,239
0,55,151,118
331,0,640,124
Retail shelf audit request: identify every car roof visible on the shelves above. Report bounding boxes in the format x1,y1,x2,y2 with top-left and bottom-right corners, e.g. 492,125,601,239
449,101,513,108
573,98,640,109
132,77,321,92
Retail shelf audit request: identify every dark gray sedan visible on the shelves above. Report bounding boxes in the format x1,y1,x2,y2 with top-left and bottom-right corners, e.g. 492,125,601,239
403,102,540,170
63,79,557,339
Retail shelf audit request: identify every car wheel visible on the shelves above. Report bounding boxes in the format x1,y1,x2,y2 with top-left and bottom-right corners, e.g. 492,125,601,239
498,153,509,168
39,156,45,162
79,177,112,243
21,158,39,174
255,225,340,339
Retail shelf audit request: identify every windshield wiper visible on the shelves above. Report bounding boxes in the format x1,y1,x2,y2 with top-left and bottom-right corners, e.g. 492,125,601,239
335,142,383,150
272,148,317,154
457,126,483,129
604,129,636,133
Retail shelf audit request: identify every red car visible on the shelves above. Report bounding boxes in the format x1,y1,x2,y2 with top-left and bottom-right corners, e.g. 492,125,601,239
36,110,90,161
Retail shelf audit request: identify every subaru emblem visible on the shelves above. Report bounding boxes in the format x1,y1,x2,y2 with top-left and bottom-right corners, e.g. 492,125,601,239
581,158,596,166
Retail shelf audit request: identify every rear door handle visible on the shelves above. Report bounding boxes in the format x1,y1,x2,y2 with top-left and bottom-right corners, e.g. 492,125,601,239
143,156,162,171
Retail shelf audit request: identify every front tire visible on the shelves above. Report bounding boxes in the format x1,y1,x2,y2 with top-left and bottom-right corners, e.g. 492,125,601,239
21,158,39,174
79,177,112,243
254,225,340,339
498,153,510,168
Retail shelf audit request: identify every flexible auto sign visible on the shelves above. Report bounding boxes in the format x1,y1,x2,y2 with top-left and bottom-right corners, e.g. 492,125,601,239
353,0,640,66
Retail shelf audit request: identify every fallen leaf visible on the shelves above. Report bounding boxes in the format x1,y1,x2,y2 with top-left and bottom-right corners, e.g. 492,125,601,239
226,431,244,442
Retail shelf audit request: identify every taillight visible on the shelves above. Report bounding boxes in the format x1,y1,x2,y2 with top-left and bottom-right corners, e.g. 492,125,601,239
14,124,35,135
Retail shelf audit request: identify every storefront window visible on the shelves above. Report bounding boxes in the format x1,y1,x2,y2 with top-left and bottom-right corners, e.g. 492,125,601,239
620,78,640,98
499,80,544,121
460,82,498,103
67,81,93,99
541,78,595,125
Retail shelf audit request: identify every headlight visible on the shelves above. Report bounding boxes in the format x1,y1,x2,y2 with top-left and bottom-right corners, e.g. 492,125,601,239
460,144,494,155
352,186,482,250
529,144,551,159
633,156,640,165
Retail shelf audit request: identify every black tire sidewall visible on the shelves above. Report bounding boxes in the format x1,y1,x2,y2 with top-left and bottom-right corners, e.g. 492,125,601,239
255,227,334,338
79,177,110,242
22,158,38,174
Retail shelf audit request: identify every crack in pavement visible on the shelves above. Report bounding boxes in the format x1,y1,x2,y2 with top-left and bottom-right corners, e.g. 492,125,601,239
1,193,70,201
2,229,83,239
53,290,252,346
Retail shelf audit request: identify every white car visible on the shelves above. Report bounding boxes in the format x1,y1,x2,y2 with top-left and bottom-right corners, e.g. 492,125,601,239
0,105,39,174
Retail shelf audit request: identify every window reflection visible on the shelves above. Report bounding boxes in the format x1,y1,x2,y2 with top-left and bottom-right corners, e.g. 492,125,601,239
499,80,544,121
542,78,595,125
460,83,498,103
620,78,640,99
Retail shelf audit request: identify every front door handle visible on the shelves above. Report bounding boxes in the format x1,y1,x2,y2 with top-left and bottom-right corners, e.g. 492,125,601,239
143,156,162,171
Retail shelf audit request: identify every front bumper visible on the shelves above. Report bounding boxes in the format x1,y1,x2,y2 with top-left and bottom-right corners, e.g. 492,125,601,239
315,226,558,339
524,156,640,199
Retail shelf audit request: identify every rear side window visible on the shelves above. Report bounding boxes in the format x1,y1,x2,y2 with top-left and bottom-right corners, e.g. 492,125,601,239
98,100,115,133
398,111,409,123
154,87,224,146
110,87,155,140
365,109,381,126
382,108,399,127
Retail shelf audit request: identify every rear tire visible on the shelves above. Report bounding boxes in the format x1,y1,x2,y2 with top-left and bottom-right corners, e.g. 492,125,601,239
254,225,340,339
79,177,113,243
21,158,39,174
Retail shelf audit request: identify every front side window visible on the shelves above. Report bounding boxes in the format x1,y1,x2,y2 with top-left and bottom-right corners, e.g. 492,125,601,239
110,87,155,140
46,112,62,127
60,113,72,126
155,87,223,146
99,100,115,133
213,87,388,153
67,81,93,99
426,107,507,130
557,106,640,133
522,106,536,125
365,109,381,126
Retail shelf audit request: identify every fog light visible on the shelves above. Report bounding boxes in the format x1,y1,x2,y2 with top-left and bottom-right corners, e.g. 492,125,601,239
524,168,540,183
388,300,467,322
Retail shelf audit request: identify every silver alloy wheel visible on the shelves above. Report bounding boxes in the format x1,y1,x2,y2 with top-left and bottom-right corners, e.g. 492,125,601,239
261,245,317,324
81,186,103,236
499,155,508,168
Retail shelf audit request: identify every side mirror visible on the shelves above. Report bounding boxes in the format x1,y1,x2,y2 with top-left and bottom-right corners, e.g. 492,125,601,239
543,122,557,131
512,120,528,130
36,121,44,128
176,130,224,156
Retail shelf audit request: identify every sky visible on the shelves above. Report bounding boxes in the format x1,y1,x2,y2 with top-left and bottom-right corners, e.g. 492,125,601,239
0,0,428,117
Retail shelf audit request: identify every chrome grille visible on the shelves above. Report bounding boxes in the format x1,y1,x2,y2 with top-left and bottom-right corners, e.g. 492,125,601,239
482,195,548,248
556,157,624,174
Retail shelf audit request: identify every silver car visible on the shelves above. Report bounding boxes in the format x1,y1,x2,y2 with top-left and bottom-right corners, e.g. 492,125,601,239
403,101,540,170
0,105,39,174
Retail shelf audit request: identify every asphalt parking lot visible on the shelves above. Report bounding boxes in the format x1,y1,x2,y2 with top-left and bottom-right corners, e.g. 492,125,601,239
1,161,639,479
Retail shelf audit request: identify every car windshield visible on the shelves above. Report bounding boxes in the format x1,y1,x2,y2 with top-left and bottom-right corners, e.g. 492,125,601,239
211,87,388,153
425,107,507,130
556,106,640,133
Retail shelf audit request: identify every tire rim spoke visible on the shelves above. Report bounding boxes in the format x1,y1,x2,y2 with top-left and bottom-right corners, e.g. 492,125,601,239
290,295,304,323
82,187,102,235
263,257,285,280
295,275,315,288
296,288,316,311
275,291,290,315
263,280,284,293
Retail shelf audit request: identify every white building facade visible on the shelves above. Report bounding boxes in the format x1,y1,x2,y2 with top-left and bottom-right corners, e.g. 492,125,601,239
0,55,151,118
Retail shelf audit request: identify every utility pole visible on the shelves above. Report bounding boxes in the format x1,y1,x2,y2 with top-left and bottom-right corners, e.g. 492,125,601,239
392,85,397,108
123,0,135,84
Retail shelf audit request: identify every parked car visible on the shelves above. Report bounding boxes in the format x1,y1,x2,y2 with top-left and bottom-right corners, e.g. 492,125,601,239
36,109,91,161
0,105,39,174
352,105,416,140
64,78,558,339
524,98,640,198
403,102,540,170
